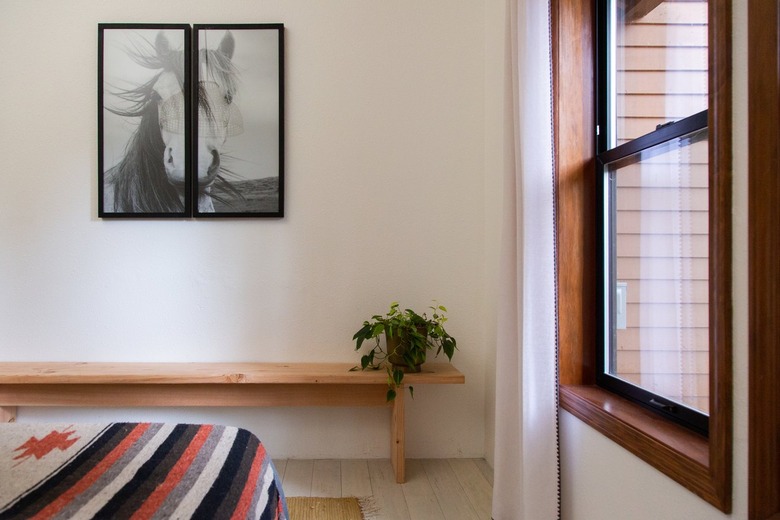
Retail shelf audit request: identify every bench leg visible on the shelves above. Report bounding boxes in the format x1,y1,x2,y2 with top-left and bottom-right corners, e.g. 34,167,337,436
1,406,17,423
391,387,405,483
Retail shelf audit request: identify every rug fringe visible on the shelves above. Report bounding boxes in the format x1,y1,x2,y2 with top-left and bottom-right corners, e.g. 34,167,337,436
357,496,380,519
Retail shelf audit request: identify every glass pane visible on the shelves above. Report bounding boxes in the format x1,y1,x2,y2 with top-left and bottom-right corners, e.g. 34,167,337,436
608,127,709,414
610,0,708,146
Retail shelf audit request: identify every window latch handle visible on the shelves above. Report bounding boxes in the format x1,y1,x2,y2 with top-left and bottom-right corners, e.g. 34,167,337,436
649,399,678,414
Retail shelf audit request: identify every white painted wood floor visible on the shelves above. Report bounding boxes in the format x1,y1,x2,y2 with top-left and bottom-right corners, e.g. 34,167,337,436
274,459,493,520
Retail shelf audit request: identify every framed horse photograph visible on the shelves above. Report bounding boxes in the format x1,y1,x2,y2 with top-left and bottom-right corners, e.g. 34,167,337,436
192,24,284,218
98,23,284,219
98,24,193,218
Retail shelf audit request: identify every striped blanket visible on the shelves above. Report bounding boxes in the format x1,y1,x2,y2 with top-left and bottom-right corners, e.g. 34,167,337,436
0,423,288,519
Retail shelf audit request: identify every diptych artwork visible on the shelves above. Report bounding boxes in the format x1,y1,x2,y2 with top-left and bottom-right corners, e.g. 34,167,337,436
98,24,284,218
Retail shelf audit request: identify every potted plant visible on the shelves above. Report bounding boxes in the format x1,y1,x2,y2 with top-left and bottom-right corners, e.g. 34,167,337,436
351,302,457,400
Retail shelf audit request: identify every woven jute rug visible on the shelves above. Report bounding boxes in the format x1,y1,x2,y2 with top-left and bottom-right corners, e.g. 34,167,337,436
287,496,378,520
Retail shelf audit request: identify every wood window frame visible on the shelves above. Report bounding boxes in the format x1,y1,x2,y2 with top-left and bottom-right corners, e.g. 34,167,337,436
553,0,732,512
747,0,780,518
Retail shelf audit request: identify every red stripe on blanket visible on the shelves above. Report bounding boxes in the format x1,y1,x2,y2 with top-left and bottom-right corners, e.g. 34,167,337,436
29,423,152,520
230,443,267,520
130,424,213,520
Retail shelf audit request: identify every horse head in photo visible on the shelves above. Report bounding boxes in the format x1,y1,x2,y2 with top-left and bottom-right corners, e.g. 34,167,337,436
103,30,243,214
195,30,244,212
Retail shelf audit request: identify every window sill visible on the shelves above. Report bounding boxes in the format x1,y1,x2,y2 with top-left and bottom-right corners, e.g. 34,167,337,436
560,384,728,512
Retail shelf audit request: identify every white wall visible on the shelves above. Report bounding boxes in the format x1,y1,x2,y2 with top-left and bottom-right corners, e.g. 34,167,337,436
0,0,494,460
560,0,750,518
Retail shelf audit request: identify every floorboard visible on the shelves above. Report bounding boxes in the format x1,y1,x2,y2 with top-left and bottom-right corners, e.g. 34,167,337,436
473,458,494,487
449,459,493,519
312,459,342,497
281,459,314,497
422,459,479,520
272,459,287,481
401,459,446,520
281,458,493,520
369,459,412,520
341,459,373,497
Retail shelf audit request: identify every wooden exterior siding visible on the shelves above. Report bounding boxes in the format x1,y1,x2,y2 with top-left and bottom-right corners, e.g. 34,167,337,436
612,1,709,413
616,2,708,142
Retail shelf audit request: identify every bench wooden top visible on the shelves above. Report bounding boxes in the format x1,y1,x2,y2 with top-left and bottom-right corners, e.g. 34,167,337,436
0,362,464,484
0,362,465,386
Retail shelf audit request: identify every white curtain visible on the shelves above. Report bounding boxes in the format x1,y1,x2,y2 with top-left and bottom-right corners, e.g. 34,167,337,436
491,0,559,518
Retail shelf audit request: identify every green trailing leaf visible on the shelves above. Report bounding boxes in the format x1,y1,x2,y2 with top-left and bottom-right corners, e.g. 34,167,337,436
353,323,373,351
386,388,396,401
409,386,414,399
361,355,370,369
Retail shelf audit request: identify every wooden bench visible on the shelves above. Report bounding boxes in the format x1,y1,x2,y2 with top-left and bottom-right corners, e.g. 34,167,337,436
0,362,464,483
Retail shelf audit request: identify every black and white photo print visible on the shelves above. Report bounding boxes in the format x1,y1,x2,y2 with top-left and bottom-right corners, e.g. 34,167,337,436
193,24,284,218
98,24,191,218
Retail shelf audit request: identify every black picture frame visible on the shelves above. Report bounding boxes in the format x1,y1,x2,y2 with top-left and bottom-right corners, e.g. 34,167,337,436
98,23,284,219
192,24,284,218
98,23,192,218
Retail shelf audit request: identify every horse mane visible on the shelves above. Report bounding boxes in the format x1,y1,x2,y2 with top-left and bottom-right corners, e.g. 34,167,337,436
107,95,184,212
106,41,185,213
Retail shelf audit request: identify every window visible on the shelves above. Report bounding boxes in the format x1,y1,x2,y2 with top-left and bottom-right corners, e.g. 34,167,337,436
595,1,711,435
554,0,731,511
598,113,709,435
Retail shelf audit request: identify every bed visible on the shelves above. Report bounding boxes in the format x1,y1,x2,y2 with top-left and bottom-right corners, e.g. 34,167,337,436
0,422,288,519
